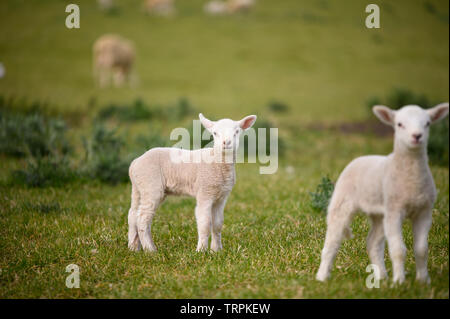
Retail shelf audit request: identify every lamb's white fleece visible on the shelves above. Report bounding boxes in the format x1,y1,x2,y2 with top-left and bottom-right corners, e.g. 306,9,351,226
128,114,256,252
316,103,449,284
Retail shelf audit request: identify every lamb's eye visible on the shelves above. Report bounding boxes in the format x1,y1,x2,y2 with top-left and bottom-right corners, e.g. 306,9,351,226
397,122,403,128
235,129,239,134
425,121,430,127
213,132,217,136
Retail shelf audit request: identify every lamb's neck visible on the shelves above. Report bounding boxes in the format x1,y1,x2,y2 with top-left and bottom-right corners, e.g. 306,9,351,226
212,148,236,178
392,142,429,174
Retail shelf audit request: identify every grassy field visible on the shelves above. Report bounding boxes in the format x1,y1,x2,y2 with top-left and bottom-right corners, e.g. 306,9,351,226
0,0,449,298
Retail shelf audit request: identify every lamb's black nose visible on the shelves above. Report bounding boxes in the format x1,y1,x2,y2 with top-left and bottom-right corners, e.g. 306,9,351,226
413,133,422,141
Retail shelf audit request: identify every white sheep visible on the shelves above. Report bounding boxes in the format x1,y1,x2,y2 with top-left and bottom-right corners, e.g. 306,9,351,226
227,0,255,13
92,34,136,88
143,0,175,16
97,0,115,11
316,103,449,284
127,113,257,252
204,0,228,15
204,0,255,15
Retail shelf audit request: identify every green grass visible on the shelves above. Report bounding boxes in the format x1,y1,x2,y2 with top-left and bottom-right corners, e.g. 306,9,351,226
0,0,448,298
0,0,448,122
0,133,448,298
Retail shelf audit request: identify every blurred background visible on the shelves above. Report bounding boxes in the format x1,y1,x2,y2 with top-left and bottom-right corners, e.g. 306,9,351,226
0,0,448,298
0,0,448,179
0,0,448,118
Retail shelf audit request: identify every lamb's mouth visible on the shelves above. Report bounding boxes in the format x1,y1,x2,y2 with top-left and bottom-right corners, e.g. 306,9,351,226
408,141,423,149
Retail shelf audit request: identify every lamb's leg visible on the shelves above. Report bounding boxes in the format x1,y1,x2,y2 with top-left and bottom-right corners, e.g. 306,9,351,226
367,215,387,279
195,198,213,252
136,191,161,252
124,66,133,87
93,63,99,87
113,69,125,87
99,68,109,88
412,210,432,284
128,184,141,251
211,197,227,252
316,202,355,281
384,212,406,284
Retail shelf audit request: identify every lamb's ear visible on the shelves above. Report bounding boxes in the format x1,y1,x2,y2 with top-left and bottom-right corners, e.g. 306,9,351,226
239,115,257,130
373,105,395,126
428,103,449,124
199,113,214,130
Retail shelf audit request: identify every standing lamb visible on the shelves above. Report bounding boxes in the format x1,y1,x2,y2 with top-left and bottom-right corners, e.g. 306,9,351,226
316,103,449,284
127,113,257,252
92,34,136,88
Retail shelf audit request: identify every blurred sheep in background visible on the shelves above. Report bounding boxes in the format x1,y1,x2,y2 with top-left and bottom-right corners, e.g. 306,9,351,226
204,0,255,15
97,0,116,11
93,34,136,88
143,0,175,16
204,0,228,15
227,0,255,13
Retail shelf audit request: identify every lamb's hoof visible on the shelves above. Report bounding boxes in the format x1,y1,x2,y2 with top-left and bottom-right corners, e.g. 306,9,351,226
390,276,405,287
128,243,141,252
142,244,157,252
315,272,329,282
416,275,431,285
210,245,223,252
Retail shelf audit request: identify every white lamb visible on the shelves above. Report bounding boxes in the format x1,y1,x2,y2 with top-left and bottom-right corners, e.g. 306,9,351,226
127,113,257,252
316,102,449,284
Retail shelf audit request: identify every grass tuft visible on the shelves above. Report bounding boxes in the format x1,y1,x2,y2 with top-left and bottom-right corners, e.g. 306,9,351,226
310,176,334,213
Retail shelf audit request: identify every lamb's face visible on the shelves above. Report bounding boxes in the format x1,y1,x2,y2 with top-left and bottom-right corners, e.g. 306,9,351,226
199,113,257,155
394,106,431,149
210,119,242,153
373,103,449,151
